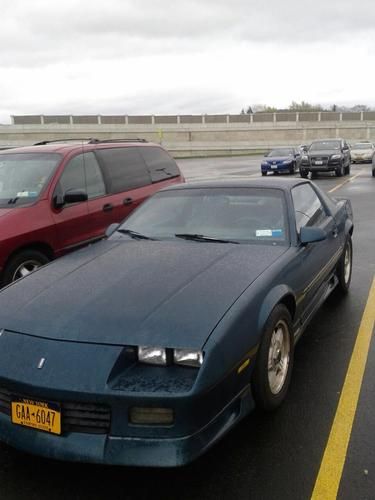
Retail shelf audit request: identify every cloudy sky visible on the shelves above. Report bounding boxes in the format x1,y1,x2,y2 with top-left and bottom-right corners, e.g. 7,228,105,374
1,0,375,123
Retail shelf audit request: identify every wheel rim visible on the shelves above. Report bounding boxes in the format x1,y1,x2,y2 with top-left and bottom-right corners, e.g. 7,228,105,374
344,243,352,284
268,319,290,395
12,260,42,282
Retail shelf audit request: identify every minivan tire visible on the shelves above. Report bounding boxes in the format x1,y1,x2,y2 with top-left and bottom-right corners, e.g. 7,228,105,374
2,250,50,286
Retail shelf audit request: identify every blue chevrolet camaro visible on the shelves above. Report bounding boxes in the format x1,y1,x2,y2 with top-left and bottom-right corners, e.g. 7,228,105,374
0,179,353,467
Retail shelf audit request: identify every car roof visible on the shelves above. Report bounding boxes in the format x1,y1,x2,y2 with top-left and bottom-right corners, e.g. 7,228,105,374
160,178,311,192
0,141,161,155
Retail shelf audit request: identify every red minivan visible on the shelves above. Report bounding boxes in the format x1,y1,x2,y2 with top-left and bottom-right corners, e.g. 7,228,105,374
0,139,184,285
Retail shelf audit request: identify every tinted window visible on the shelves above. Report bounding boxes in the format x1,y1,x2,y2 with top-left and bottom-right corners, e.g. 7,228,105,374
292,184,327,232
84,153,106,198
96,147,151,193
58,153,106,200
140,146,180,182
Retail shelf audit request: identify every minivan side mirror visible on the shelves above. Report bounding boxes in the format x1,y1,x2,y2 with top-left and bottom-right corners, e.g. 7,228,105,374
64,189,88,204
300,226,327,244
54,188,88,209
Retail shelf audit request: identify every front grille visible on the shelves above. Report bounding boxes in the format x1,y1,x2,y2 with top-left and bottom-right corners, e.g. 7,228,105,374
0,387,111,435
62,402,110,434
310,156,329,166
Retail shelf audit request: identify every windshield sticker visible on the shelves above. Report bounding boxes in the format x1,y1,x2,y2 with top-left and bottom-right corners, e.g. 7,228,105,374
256,229,283,237
16,191,38,198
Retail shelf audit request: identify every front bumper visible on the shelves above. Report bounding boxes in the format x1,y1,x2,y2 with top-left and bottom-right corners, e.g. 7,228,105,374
0,385,253,467
0,328,255,466
261,163,292,173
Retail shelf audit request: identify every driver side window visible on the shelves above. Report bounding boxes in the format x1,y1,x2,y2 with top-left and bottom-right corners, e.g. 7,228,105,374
56,153,106,202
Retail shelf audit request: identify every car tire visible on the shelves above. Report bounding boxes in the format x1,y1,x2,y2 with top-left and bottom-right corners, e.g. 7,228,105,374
2,249,50,286
252,304,294,411
335,163,344,177
300,170,308,178
372,169,375,177
345,163,351,175
261,171,267,176
289,162,296,175
336,237,353,294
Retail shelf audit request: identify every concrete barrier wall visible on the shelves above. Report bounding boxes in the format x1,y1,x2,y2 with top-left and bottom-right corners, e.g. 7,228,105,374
2,114,375,157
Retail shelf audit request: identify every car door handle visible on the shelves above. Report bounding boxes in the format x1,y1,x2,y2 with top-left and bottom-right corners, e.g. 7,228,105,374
332,228,338,238
102,203,113,212
123,197,133,206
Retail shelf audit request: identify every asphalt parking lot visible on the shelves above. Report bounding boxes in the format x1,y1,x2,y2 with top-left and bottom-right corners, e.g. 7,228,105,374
0,156,374,500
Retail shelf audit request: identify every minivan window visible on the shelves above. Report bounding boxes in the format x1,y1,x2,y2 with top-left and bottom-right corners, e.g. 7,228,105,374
96,147,152,193
0,153,61,207
139,146,180,182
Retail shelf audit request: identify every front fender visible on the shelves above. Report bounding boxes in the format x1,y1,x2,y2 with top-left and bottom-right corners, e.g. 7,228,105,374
257,284,296,333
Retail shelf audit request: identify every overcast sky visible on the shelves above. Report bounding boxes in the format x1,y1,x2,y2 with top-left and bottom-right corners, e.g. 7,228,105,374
1,0,375,123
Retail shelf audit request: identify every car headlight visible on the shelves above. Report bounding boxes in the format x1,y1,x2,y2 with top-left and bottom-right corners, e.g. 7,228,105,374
302,155,308,161
261,162,269,167
283,159,292,164
331,154,342,160
138,346,167,366
174,348,203,368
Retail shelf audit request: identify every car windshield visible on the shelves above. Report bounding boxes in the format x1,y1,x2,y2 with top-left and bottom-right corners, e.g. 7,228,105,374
309,141,341,151
268,149,294,157
0,153,61,207
117,187,289,245
352,143,372,150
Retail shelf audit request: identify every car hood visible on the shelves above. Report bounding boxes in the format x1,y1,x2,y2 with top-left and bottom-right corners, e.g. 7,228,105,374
264,156,292,162
309,149,340,156
0,240,288,349
351,149,371,154
0,207,15,217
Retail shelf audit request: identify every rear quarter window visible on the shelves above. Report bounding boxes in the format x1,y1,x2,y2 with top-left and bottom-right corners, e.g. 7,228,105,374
139,146,180,182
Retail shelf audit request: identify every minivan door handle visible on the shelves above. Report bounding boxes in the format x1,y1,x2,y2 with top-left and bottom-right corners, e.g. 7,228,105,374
123,197,133,206
102,203,113,212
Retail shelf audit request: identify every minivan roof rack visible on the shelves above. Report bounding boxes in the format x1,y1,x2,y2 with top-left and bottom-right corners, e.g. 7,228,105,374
34,138,96,145
88,138,148,144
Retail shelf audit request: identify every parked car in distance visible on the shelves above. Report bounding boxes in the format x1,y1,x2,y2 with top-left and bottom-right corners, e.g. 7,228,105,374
350,142,375,163
0,138,184,286
0,178,353,467
261,147,301,175
300,139,351,178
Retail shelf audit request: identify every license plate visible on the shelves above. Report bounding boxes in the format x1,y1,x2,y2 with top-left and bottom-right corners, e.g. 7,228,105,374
11,398,61,435
315,160,323,165
271,165,278,169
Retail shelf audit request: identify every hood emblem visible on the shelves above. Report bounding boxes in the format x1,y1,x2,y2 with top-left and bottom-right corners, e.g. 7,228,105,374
37,358,46,369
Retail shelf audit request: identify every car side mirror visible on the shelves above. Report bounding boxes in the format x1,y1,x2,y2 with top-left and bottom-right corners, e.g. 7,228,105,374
64,189,88,204
300,226,327,244
105,223,120,238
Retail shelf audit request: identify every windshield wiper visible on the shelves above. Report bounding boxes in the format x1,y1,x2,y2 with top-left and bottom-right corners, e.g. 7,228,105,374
175,233,238,244
117,228,155,240
7,197,19,205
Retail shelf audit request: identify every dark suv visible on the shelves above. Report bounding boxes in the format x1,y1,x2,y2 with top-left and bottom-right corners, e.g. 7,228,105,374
300,139,351,178
0,139,184,285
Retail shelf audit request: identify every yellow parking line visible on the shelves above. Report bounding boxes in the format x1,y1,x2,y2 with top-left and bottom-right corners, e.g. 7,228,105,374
311,276,375,500
328,171,363,193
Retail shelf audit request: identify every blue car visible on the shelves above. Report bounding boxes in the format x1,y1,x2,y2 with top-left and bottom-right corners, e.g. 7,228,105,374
261,147,301,175
0,179,353,467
